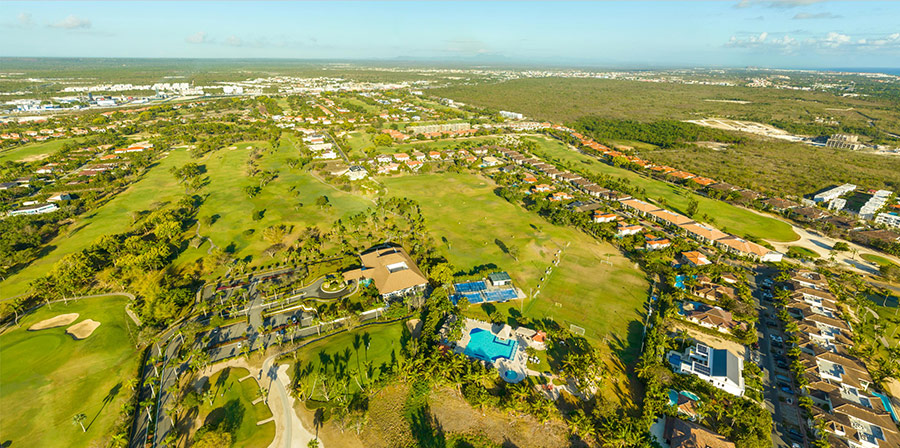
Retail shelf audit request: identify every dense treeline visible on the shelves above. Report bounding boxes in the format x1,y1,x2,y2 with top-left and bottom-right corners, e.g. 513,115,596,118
27,195,203,325
574,117,745,148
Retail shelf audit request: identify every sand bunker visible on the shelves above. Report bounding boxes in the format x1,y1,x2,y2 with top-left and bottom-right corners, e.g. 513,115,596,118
28,313,79,331
66,319,101,339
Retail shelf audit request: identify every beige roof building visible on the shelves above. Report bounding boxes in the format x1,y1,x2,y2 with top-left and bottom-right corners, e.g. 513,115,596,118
343,245,428,299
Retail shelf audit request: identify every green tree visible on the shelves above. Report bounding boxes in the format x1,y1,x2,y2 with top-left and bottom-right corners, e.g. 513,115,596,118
72,413,87,432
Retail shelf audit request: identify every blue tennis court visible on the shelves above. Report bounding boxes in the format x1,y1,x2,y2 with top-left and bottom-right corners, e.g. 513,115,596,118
484,288,517,302
455,281,487,293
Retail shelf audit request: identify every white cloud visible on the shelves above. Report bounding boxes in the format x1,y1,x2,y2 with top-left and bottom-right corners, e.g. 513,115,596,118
50,14,91,30
726,31,900,53
225,35,243,47
17,13,33,26
792,12,841,20
185,31,208,44
736,0,825,8
822,32,850,47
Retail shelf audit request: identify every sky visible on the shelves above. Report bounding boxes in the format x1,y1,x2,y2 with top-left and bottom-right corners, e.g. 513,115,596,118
2,1,899,69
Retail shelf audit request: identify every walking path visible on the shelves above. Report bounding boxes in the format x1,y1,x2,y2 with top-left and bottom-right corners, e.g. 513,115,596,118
262,360,320,448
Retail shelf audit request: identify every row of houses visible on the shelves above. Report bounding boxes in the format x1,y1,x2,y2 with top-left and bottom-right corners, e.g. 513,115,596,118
781,270,900,448
619,197,783,262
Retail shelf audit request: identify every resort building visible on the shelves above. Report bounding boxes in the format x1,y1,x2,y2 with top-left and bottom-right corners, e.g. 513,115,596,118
668,343,745,397
343,244,428,299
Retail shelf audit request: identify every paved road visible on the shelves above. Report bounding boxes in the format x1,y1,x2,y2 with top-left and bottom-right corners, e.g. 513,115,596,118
751,267,806,448
153,337,184,447
128,343,162,448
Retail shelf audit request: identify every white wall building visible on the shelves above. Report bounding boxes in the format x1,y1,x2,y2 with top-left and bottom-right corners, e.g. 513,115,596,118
669,344,745,397
814,184,857,203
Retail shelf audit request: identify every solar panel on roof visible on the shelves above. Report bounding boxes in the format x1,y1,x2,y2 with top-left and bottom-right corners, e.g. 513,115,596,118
695,363,711,376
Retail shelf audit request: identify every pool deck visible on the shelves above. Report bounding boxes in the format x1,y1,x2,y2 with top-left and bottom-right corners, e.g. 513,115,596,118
453,318,545,383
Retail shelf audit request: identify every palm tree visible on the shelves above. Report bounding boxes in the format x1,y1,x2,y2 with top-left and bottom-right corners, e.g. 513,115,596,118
110,433,127,448
72,413,87,432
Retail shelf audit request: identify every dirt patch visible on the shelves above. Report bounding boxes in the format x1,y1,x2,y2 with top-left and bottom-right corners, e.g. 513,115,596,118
28,313,79,330
429,387,572,448
673,322,746,359
18,153,51,163
66,319,101,339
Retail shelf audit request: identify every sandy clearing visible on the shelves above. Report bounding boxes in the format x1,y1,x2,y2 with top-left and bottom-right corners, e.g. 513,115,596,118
18,153,51,163
674,322,747,360
29,313,79,330
66,319,101,339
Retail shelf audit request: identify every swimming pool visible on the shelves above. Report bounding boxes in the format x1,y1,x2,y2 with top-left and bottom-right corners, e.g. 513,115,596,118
464,328,518,362
872,391,898,423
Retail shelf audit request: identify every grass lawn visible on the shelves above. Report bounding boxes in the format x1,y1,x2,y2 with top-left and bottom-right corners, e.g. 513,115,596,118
522,135,798,243
0,294,140,447
0,138,85,164
862,253,898,268
344,131,374,158
381,173,649,361
787,246,820,260
1,148,194,299
199,367,274,448
289,321,406,401
173,137,372,275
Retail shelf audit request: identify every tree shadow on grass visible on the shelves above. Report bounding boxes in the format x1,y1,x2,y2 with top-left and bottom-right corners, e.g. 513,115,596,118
86,382,122,431
409,405,446,448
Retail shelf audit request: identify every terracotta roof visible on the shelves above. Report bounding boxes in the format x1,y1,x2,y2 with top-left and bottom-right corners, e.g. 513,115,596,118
343,245,427,296
664,417,735,448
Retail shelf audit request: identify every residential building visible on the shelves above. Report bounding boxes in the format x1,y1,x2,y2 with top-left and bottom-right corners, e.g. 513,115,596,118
663,417,735,448
681,251,711,267
592,211,617,223
669,343,745,396
825,134,864,151
814,184,857,203
875,212,900,229
681,302,744,333
7,203,59,217
345,165,368,181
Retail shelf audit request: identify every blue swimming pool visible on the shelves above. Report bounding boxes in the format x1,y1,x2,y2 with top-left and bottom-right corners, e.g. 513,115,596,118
464,328,518,362
872,391,898,423
675,275,697,290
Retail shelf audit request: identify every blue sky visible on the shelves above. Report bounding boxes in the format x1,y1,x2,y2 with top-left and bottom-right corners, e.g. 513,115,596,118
2,1,899,69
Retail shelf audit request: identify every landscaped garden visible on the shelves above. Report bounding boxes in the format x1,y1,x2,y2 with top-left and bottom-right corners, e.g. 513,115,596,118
192,367,275,448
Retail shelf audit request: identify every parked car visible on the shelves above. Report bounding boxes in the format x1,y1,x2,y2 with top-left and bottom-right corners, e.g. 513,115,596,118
781,386,794,395
788,428,804,442
777,360,790,370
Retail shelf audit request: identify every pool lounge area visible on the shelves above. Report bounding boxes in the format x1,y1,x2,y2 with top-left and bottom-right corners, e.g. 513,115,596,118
450,318,546,384
463,328,518,362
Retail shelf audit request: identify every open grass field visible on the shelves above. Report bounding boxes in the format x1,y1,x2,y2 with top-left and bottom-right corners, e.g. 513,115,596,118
380,173,649,359
344,131,497,158
0,294,140,447
290,321,405,401
172,136,372,273
1,148,193,299
0,138,85,164
522,135,799,242
199,367,274,448
344,131,374,158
